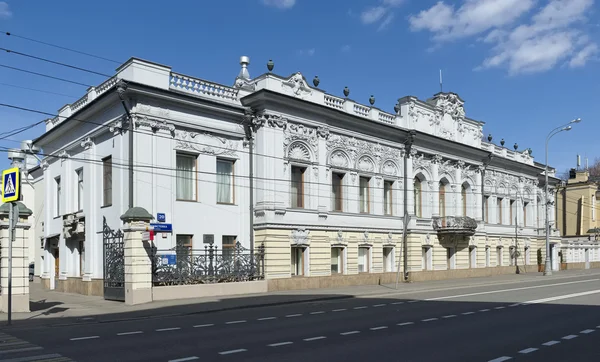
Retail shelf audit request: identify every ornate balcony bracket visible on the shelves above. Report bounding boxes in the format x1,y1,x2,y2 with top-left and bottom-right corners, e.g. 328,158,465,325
432,216,478,237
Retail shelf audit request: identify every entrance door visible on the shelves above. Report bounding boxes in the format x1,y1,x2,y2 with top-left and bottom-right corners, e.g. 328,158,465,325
53,248,59,289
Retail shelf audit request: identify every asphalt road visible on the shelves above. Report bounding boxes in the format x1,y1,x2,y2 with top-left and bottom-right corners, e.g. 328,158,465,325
1,273,600,362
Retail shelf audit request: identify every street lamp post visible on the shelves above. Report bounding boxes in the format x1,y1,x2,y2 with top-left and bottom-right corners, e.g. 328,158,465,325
544,118,581,275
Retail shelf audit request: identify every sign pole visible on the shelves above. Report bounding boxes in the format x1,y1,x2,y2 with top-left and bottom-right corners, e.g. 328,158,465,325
3,167,21,325
7,202,12,325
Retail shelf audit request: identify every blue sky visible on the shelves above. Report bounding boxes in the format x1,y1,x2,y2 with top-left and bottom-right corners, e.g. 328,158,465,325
0,0,598,173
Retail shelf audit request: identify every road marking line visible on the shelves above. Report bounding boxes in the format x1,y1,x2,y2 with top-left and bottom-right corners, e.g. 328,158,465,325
508,303,520,307
156,327,181,332
581,329,595,334
0,347,43,355
397,322,414,326
462,312,475,315
1,354,63,361
442,315,456,319
81,317,94,320
422,318,438,322
370,326,388,330
519,348,538,354
226,320,247,324
169,357,199,362
479,309,490,312
193,324,215,328
70,336,99,341
542,341,560,346
391,301,404,305
408,300,419,303
310,311,325,315
340,331,360,335
117,331,143,336
219,349,247,355
268,342,293,347
523,289,600,305
426,279,600,301
304,336,327,341
488,357,512,362
285,314,302,318
562,335,578,340
353,306,368,310
373,304,386,307
257,317,276,321
332,308,347,312
495,306,505,310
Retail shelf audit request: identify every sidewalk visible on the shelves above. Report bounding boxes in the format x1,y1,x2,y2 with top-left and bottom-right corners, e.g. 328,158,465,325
1,269,598,329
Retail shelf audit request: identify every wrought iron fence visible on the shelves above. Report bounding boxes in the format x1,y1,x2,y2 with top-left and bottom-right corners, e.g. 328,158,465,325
152,242,265,286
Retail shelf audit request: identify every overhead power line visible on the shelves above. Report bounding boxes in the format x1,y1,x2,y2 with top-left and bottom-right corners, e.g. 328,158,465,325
0,64,93,87
1,30,121,64
0,82,78,98
0,47,112,77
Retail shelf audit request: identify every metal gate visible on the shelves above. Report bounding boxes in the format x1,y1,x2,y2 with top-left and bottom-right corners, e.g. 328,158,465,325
103,217,125,301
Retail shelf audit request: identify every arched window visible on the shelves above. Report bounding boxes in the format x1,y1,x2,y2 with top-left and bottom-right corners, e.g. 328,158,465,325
414,177,422,217
439,180,447,218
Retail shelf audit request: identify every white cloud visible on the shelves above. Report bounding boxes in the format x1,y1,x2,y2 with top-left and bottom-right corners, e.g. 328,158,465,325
341,45,352,52
297,48,315,56
262,0,295,10
0,2,12,19
360,0,405,29
409,0,598,74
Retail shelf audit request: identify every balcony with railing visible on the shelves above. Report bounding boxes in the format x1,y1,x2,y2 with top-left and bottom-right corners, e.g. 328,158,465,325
432,216,478,236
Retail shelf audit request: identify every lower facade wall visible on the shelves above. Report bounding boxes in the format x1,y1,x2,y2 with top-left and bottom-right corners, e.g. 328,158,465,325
407,266,518,282
152,281,268,301
41,277,103,296
267,272,399,292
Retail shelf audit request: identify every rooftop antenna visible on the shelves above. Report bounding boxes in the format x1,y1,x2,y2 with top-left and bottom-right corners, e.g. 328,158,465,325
586,156,589,170
577,154,581,170
439,69,443,93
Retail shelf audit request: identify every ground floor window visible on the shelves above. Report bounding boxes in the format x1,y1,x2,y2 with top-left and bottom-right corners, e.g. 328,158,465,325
358,247,370,273
509,246,517,266
222,235,237,263
447,247,456,270
485,246,490,267
497,246,503,266
291,247,307,276
331,247,344,274
79,240,85,277
422,246,432,271
383,246,394,272
525,247,530,265
469,246,477,269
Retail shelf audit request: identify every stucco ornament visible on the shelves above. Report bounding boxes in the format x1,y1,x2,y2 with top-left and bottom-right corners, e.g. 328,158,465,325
174,130,238,157
281,72,312,98
291,228,310,245
435,93,466,120
326,134,401,176
283,123,318,162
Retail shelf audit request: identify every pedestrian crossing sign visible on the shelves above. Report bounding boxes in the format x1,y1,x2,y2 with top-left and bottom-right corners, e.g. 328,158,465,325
2,167,20,203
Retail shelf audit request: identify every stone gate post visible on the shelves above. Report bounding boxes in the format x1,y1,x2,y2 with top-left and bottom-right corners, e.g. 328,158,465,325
120,207,154,305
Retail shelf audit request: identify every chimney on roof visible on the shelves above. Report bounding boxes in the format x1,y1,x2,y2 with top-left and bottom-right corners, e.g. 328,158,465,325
238,56,250,80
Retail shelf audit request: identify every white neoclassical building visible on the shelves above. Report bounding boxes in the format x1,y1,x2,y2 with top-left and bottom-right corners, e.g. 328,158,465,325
32,56,563,296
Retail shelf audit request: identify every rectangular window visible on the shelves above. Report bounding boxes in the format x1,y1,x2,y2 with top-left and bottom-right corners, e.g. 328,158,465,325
222,235,236,263
331,247,343,274
291,166,305,208
497,247,503,266
469,246,477,269
497,198,503,224
358,247,370,272
359,177,370,213
102,156,112,206
384,181,393,215
291,247,305,276
484,196,489,222
447,247,455,270
176,235,193,270
414,180,422,217
523,202,529,226
176,153,196,201
331,173,344,211
486,247,490,267
55,177,61,216
76,168,83,211
383,246,394,272
525,247,530,265
216,159,234,204
422,247,432,270
510,200,515,225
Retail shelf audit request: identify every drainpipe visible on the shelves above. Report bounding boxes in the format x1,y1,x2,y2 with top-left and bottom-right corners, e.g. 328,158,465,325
243,108,255,251
402,131,416,282
116,80,134,210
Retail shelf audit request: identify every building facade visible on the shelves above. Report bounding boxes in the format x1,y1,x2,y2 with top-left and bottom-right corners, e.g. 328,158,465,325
33,56,564,295
556,169,600,267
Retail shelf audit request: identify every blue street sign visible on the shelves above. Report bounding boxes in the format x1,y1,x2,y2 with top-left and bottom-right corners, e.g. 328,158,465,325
158,254,176,265
157,213,166,222
151,223,172,232
2,168,20,203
